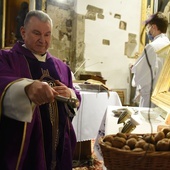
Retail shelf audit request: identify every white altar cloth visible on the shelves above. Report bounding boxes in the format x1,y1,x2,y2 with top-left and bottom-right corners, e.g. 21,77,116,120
72,92,122,142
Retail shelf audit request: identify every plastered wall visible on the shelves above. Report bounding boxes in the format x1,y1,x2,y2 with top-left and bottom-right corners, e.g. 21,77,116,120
47,0,142,104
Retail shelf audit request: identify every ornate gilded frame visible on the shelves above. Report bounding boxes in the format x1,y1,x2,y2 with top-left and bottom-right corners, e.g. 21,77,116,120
152,44,170,113
1,0,6,48
139,0,154,53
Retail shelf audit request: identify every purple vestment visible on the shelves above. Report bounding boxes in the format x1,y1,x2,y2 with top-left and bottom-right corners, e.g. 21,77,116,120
0,41,81,170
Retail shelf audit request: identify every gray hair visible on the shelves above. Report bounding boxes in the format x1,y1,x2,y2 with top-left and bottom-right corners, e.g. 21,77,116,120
24,10,53,27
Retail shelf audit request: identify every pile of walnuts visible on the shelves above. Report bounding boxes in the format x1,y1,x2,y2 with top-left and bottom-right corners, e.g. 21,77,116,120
103,128,170,152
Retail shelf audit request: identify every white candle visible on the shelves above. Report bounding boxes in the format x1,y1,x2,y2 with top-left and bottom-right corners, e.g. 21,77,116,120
29,0,35,10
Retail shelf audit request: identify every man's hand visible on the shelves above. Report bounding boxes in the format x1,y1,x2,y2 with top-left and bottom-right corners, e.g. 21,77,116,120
25,80,59,105
53,80,71,98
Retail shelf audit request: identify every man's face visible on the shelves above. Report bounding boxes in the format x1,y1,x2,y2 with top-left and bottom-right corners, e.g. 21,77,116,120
20,16,52,55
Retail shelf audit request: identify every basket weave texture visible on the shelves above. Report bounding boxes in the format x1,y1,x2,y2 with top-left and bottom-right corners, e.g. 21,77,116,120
99,134,170,170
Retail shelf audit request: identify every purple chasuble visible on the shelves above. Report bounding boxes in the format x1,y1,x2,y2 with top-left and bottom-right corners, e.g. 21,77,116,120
0,41,81,170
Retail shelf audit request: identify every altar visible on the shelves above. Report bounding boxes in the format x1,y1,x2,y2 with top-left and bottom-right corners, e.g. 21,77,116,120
72,91,122,142
72,91,122,160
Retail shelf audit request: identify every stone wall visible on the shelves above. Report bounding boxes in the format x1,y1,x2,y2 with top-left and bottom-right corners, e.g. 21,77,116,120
47,1,85,75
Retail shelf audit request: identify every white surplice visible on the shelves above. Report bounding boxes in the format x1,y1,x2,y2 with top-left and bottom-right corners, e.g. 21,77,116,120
131,33,170,107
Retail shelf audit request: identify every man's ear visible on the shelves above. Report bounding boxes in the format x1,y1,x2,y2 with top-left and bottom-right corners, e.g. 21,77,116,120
20,26,25,39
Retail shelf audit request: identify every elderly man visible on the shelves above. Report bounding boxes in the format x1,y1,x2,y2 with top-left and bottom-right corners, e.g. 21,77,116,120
0,10,81,170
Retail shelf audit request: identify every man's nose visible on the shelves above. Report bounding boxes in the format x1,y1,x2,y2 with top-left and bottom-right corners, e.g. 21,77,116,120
39,35,46,42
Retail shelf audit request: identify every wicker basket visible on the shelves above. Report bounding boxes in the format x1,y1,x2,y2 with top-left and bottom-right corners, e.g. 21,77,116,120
99,134,170,170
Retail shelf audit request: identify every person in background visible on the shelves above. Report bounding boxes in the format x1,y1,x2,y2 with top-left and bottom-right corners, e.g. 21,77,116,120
131,12,170,108
0,10,81,170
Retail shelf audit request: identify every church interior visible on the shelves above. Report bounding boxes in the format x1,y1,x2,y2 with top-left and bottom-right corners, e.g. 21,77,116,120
1,0,170,169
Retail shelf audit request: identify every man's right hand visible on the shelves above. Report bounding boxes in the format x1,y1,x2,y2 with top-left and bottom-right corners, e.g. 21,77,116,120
25,80,59,105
